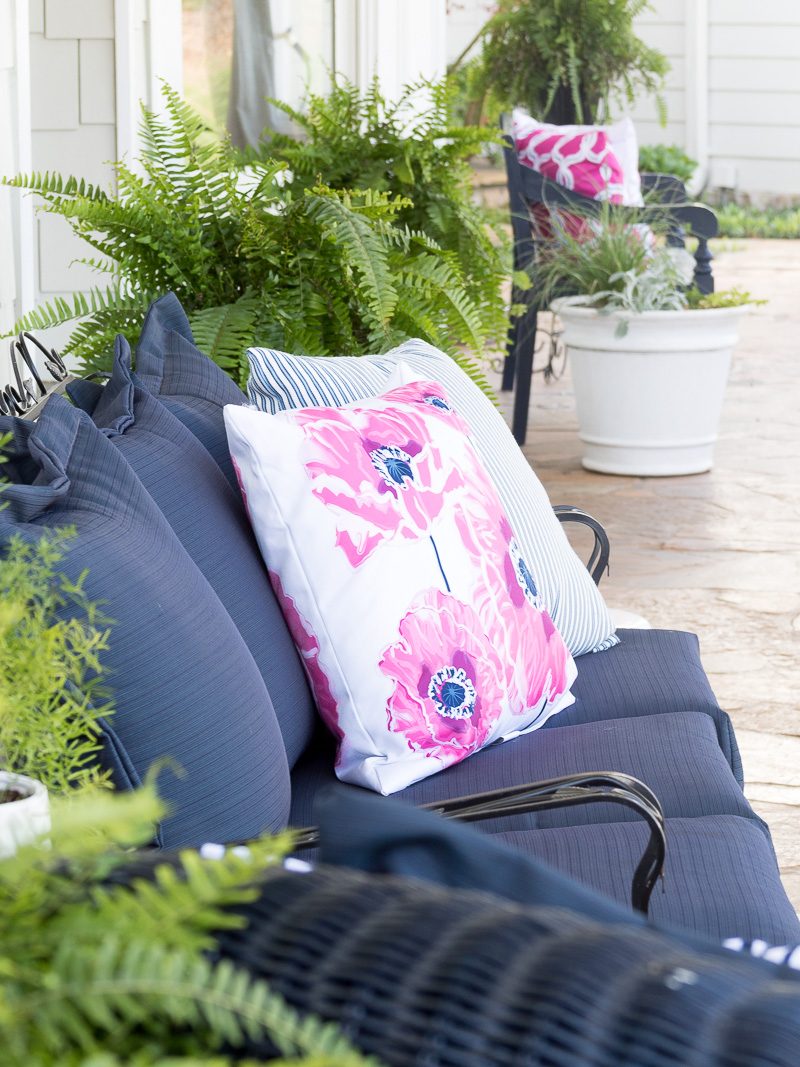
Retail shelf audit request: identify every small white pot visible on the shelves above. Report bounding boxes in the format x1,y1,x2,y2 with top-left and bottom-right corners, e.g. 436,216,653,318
553,301,750,476
0,772,50,859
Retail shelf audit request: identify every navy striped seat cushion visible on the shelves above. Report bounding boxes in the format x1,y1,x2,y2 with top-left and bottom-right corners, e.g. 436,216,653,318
496,815,800,944
289,711,764,837
557,627,743,785
244,340,618,657
67,335,316,768
0,395,291,848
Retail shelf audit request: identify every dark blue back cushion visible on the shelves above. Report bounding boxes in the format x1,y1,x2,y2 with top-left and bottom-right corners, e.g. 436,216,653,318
68,337,317,768
0,396,291,848
133,293,246,492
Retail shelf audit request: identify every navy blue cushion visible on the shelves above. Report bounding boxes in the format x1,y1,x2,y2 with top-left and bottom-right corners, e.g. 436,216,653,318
0,396,291,848
563,628,743,785
496,815,800,944
67,337,316,768
133,293,247,492
289,711,765,837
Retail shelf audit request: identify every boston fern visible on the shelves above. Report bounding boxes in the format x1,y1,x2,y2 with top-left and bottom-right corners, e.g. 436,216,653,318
0,784,382,1067
4,86,493,389
250,76,509,346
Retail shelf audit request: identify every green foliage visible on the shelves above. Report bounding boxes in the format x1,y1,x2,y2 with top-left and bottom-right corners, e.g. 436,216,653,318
472,0,669,124
3,85,496,392
638,143,697,182
0,785,382,1067
534,204,673,306
0,529,113,796
712,201,800,239
684,286,765,310
247,76,510,353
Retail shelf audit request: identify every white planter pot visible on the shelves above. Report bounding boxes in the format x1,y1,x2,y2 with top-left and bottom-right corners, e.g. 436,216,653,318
553,301,750,476
0,772,50,859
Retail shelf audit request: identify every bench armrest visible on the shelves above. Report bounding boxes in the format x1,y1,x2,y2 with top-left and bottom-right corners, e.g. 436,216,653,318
553,504,610,584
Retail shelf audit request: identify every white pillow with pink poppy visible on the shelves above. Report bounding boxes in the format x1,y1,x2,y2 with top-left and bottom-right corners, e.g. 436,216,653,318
225,380,577,795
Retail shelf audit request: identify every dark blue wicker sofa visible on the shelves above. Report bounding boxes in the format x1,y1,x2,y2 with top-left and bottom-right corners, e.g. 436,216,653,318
1,294,797,963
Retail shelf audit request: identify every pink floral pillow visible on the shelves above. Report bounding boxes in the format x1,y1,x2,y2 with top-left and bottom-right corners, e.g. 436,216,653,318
225,381,577,794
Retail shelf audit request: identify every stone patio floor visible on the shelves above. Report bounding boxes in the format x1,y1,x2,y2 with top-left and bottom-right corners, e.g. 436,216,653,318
493,238,800,912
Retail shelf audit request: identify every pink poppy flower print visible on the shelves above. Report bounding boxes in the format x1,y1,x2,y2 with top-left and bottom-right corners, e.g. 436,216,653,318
379,588,505,766
453,504,571,718
293,393,467,567
379,380,472,437
269,571,343,748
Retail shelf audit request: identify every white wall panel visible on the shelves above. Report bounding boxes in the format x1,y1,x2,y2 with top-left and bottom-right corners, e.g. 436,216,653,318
710,155,800,192
710,90,800,126
38,214,109,292
710,122,800,160
710,57,800,93
32,124,116,186
80,39,116,124
29,0,43,34
44,0,114,39
636,0,684,22
710,24,800,57
709,0,800,25
29,34,79,129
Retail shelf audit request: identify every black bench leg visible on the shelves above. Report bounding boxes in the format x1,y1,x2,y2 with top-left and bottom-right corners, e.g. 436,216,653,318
511,306,538,445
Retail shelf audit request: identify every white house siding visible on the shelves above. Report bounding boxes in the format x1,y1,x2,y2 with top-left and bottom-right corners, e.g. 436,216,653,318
706,0,800,198
627,0,687,152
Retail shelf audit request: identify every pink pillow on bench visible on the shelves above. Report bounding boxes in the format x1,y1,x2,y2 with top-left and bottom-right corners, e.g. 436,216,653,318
512,110,643,238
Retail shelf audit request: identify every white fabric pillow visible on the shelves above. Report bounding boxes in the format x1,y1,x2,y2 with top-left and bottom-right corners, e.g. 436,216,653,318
245,339,618,656
225,379,576,795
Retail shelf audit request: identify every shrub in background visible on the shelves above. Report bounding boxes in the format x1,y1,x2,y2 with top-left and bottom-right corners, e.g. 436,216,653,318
638,143,698,183
4,87,495,391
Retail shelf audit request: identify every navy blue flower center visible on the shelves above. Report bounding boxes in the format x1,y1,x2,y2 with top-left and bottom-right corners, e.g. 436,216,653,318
423,395,451,412
509,538,539,607
370,445,415,489
428,666,477,719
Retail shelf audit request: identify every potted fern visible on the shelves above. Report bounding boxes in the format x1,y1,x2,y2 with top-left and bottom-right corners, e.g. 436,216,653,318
0,527,112,856
537,212,759,476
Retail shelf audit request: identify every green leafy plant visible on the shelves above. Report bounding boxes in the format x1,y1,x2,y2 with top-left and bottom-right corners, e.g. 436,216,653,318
0,784,383,1066
0,528,113,797
3,87,493,391
638,143,697,182
458,0,669,125
248,76,510,348
684,285,765,310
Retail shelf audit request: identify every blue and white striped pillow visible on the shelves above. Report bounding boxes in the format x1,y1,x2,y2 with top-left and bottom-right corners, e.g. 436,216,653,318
246,339,618,656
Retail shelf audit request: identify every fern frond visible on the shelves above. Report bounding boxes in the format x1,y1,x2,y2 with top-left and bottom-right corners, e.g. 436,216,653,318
8,936,378,1065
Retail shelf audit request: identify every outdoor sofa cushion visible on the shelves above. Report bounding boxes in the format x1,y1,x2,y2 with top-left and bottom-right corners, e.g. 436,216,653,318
244,340,619,656
133,293,247,494
67,337,316,768
562,627,743,785
288,710,764,836
225,379,576,794
0,395,291,848
496,815,800,944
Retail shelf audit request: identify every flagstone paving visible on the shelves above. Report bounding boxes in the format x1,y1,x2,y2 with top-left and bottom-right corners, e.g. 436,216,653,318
494,238,800,912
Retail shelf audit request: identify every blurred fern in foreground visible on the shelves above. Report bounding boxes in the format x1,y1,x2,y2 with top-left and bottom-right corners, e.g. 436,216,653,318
0,785,382,1067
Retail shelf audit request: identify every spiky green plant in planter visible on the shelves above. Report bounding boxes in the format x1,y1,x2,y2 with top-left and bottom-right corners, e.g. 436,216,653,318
3,87,494,392
0,785,382,1066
